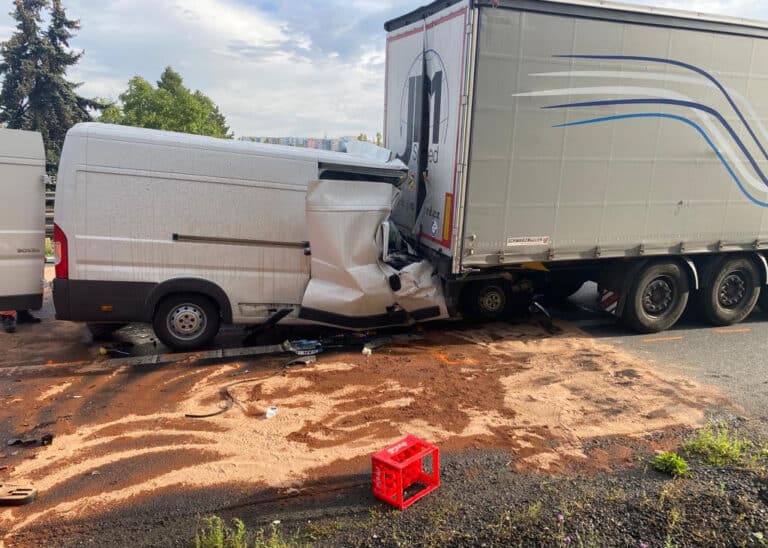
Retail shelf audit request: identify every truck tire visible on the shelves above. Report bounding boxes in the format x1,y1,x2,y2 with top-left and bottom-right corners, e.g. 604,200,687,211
697,257,760,326
463,281,509,322
153,293,221,351
622,262,689,333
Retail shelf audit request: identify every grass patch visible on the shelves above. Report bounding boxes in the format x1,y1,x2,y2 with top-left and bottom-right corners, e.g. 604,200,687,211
45,237,54,258
195,516,247,548
651,452,690,478
684,422,751,467
194,516,295,548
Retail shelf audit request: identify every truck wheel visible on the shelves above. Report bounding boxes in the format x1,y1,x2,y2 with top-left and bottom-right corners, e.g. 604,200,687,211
463,281,509,321
153,294,220,351
623,262,689,333
697,257,760,326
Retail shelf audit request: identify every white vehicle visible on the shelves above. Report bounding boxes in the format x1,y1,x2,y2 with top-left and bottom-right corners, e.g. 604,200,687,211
0,129,46,313
53,123,447,349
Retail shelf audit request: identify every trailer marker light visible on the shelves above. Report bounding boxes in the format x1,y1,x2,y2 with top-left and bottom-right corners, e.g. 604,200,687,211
100,305,113,312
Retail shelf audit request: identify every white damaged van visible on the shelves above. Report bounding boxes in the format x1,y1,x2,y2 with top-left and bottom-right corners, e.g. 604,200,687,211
0,129,46,313
53,123,447,349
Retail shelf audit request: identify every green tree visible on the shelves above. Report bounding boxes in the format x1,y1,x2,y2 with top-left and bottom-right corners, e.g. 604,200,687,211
0,0,105,172
357,132,368,142
102,67,232,139
375,132,382,147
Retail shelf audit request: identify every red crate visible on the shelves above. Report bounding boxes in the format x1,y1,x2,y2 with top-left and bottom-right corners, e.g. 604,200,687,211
372,435,440,510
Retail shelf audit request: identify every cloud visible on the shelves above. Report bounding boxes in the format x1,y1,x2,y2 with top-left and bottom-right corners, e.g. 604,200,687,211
0,0,766,138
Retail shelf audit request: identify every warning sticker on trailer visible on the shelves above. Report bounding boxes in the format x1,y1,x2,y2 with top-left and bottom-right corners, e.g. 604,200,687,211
506,236,551,247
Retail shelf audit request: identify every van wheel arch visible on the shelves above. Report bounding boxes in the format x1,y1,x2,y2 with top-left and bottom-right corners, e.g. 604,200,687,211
144,279,233,324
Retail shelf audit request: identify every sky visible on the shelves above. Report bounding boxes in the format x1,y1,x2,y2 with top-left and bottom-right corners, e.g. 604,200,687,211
0,0,766,139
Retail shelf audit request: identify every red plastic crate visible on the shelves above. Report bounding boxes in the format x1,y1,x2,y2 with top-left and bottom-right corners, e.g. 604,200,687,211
372,435,440,510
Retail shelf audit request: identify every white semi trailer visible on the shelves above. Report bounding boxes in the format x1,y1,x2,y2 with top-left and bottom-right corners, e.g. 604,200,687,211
385,0,768,332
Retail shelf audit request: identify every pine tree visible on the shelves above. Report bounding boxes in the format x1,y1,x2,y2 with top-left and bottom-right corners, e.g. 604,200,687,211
0,0,105,172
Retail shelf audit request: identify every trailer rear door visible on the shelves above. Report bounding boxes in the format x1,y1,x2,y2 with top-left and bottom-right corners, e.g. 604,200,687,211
385,0,471,258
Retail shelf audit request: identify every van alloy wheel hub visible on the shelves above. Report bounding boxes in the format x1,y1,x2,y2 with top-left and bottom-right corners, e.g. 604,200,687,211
718,273,746,309
168,304,207,340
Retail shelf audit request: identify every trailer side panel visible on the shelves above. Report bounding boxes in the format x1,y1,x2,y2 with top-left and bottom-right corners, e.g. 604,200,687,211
461,5,768,268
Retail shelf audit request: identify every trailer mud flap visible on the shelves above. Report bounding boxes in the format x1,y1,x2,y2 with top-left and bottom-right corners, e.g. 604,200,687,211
299,180,448,329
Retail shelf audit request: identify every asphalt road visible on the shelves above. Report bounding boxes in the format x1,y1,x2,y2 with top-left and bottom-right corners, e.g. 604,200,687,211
560,282,768,425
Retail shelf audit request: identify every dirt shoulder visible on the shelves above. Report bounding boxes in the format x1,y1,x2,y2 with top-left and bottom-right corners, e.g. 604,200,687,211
0,317,743,546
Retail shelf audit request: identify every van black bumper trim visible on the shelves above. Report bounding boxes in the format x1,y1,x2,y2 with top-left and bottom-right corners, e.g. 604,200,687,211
0,294,43,312
53,279,156,322
298,306,442,329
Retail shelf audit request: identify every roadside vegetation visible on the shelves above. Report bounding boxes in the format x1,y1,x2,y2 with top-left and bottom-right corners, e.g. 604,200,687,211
683,421,755,467
195,516,294,548
651,451,691,478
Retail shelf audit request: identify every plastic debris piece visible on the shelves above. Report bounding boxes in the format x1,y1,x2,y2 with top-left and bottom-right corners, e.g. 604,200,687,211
0,484,37,506
265,406,279,419
285,355,316,367
6,433,53,448
362,347,372,357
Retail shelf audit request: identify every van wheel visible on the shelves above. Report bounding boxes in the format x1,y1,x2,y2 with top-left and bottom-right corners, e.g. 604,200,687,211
463,281,509,321
622,262,689,333
153,294,220,351
696,257,760,326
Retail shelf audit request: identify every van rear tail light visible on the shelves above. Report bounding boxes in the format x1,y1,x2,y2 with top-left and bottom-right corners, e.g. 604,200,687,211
53,223,69,279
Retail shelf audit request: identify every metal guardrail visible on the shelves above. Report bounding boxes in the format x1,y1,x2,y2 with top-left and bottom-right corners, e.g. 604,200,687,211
45,191,54,239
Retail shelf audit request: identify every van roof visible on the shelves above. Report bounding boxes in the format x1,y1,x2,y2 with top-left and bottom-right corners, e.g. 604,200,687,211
69,123,406,172
0,128,45,162
385,0,768,37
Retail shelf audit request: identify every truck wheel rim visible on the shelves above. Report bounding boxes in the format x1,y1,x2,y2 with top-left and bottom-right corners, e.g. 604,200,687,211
642,277,674,316
480,289,503,313
718,272,747,309
167,304,207,341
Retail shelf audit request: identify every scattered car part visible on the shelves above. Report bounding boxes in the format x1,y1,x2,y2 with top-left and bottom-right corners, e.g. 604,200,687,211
7,433,53,447
0,484,37,506
285,355,316,367
265,406,279,419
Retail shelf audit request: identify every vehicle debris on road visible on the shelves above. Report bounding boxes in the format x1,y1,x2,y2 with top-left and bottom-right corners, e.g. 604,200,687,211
6,434,53,448
265,407,279,419
0,484,37,506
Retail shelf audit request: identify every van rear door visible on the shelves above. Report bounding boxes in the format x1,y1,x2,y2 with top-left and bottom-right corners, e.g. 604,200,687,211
0,129,45,311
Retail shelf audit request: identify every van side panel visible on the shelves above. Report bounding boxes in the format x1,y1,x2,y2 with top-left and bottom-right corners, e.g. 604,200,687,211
0,130,45,310
55,126,314,323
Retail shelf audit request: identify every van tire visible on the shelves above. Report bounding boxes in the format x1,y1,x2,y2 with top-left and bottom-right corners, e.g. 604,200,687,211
622,261,689,333
696,257,760,326
153,294,220,351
